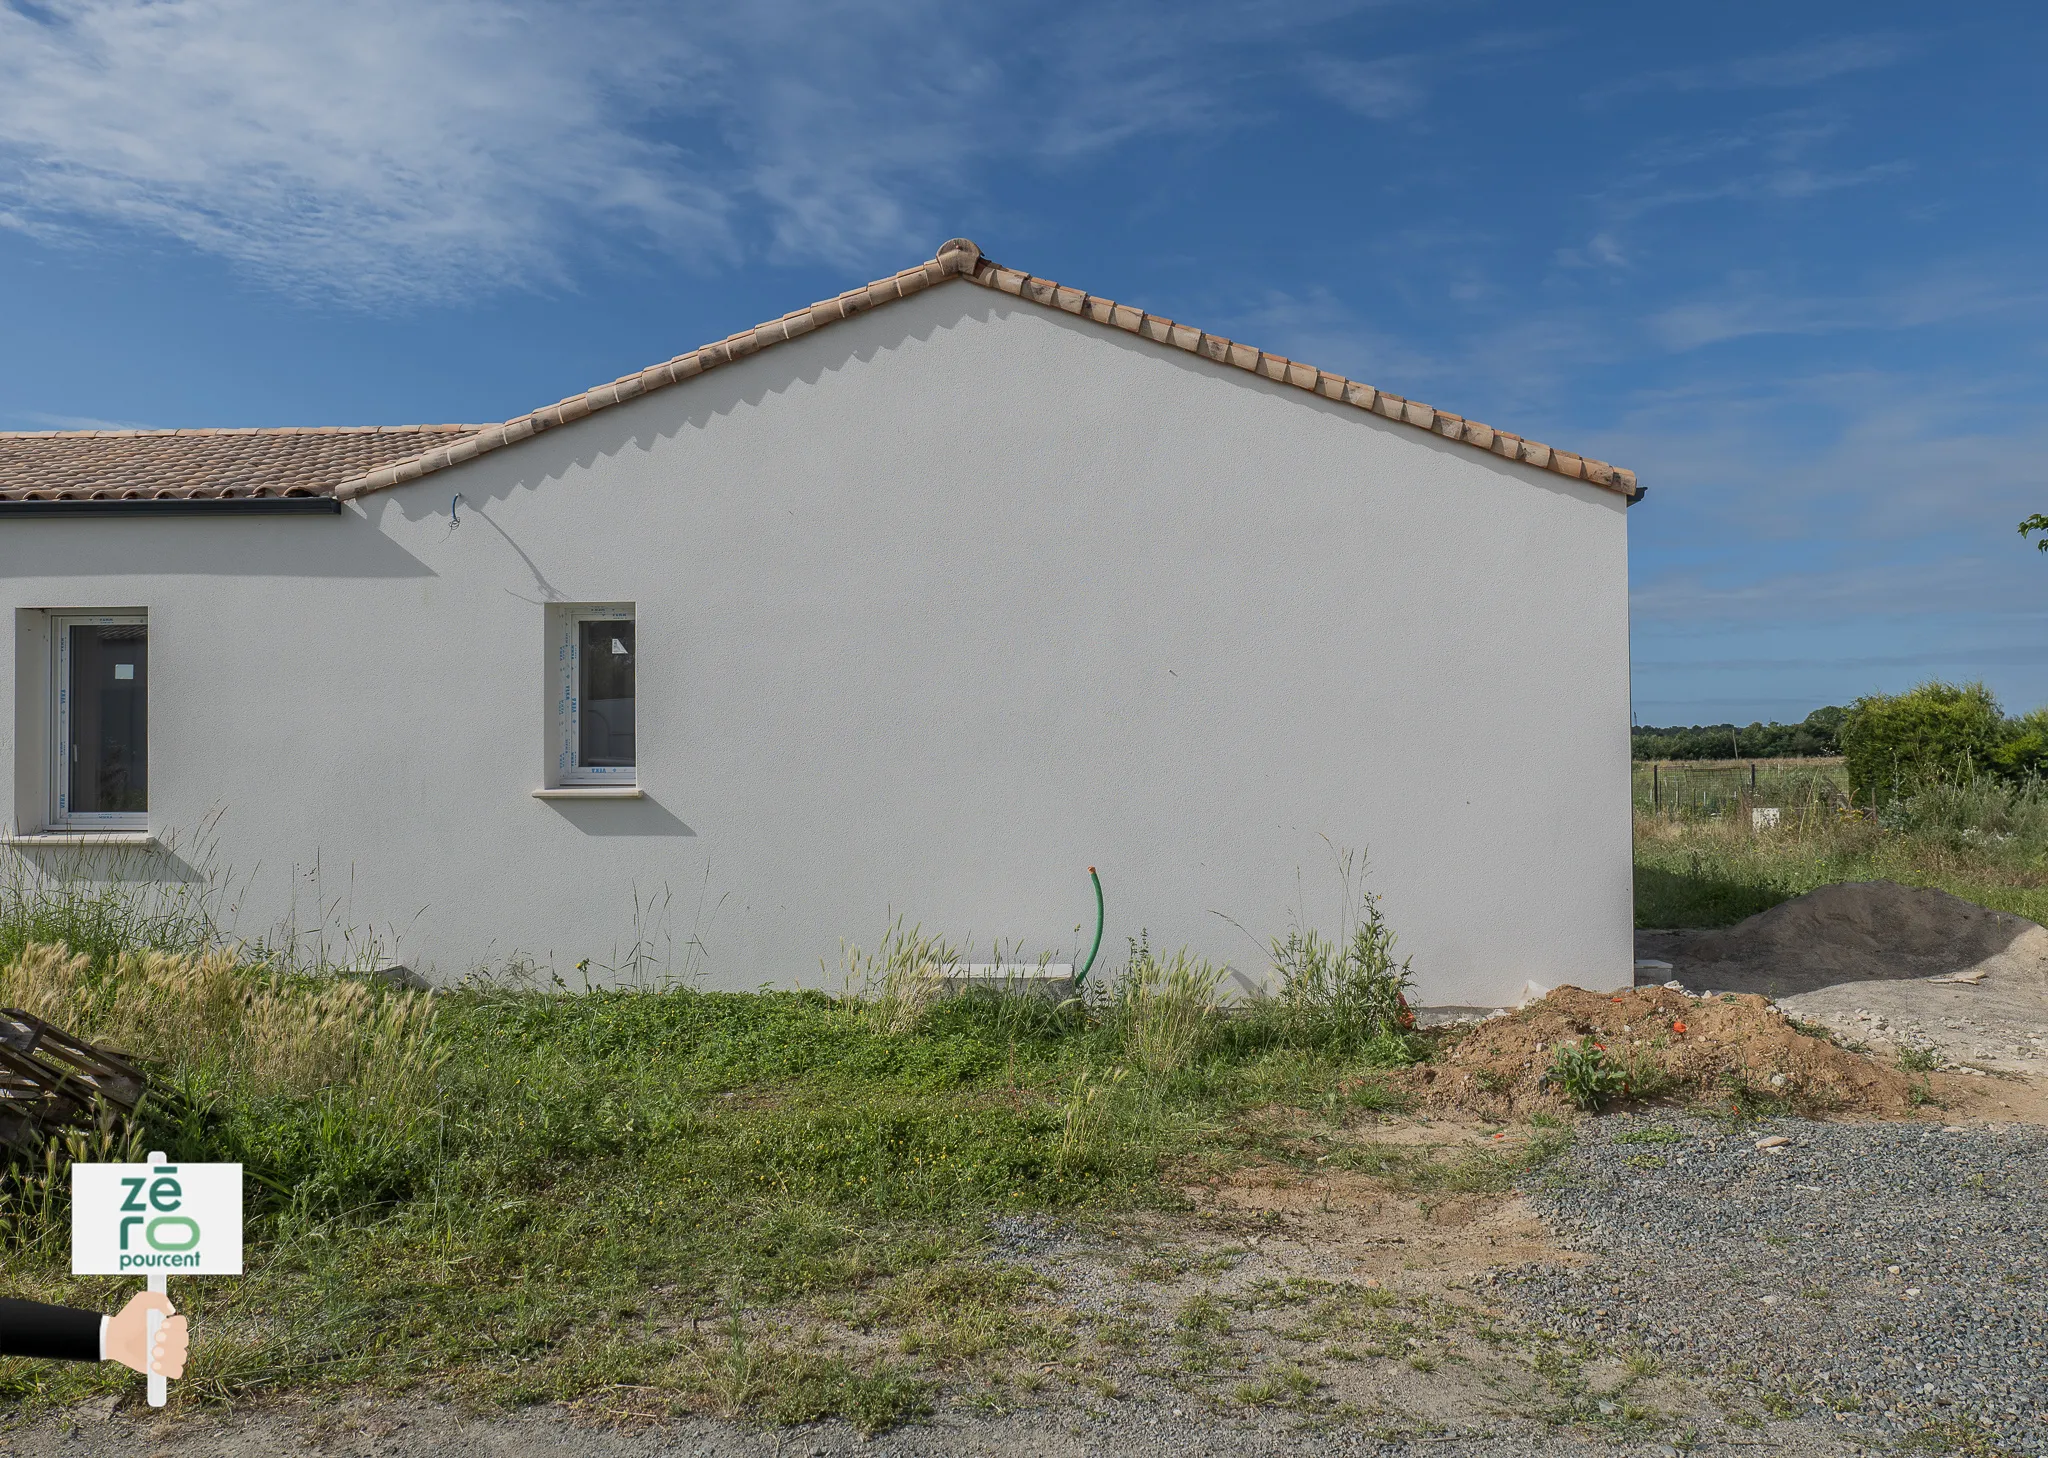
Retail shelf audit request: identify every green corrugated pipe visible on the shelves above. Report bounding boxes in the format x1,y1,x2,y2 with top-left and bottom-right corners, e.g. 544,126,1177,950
1075,867,1105,989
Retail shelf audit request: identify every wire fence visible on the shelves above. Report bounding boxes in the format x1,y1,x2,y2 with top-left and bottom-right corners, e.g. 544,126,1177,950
1632,757,1851,823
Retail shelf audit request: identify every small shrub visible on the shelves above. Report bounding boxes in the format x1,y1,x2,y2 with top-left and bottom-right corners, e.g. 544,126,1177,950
1897,1044,1942,1073
1544,1038,1627,1111
1267,851,1419,1058
1711,1068,1793,1122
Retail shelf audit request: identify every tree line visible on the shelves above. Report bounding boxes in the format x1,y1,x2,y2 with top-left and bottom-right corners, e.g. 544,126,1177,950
1631,706,1845,762
1635,683,2048,806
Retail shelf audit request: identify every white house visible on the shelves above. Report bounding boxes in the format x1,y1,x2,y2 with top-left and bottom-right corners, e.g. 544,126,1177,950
0,240,1639,1006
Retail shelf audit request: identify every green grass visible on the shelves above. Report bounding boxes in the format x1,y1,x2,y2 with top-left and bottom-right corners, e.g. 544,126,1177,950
1633,757,1849,821
1320,1131,1569,1195
1634,777,2048,928
0,942,1428,1429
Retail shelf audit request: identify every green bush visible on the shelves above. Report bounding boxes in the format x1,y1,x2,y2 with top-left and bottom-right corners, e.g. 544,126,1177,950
1544,1037,1627,1111
1264,856,1420,1060
1839,681,2007,805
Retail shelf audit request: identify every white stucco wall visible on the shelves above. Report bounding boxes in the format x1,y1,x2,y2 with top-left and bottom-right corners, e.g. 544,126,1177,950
0,279,1633,1005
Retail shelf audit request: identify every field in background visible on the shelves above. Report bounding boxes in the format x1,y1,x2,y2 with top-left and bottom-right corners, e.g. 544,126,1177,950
1634,767,2048,928
1632,756,1849,822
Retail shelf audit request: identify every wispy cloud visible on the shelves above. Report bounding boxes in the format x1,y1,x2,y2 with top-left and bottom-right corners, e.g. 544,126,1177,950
1694,34,1913,89
2,410,157,431
1630,556,2046,627
1647,267,2046,350
1588,113,1912,229
1300,55,1426,120
1219,286,1448,390
1603,33,1913,100
1635,644,2048,672
0,0,734,302
0,0,1401,304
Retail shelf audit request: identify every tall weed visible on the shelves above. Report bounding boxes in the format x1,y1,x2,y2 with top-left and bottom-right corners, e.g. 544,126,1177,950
0,817,230,974
0,942,444,1110
1264,847,1419,1060
1056,1062,1132,1172
837,918,957,1036
1107,939,1223,1076
0,940,449,1226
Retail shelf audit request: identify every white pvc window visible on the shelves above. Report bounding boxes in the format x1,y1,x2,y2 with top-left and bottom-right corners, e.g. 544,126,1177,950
51,612,149,830
554,605,636,785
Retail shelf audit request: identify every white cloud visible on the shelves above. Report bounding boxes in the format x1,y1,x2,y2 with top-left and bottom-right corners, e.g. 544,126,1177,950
1300,55,1425,120
1717,34,1913,89
0,0,736,303
1647,268,2045,351
1630,556,2045,628
0,0,1394,304
4,409,156,430
1603,33,1912,100
1556,230,1628,269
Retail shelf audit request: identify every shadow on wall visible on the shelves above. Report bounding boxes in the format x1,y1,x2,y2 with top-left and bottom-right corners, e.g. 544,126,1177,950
0,512,437,581
540,795,695,838
1,838,212,888
376,291,966,530
371,285,1626,538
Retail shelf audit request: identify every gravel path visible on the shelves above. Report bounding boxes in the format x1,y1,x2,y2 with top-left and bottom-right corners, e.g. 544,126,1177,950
1502,1116,2048,1454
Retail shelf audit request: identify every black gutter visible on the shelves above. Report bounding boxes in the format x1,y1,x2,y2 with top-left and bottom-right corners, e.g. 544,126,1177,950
0,497,344,518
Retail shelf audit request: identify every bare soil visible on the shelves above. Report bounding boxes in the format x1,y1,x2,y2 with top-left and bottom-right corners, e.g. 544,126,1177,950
1410,983,1933,1120
1640,879,2048,1078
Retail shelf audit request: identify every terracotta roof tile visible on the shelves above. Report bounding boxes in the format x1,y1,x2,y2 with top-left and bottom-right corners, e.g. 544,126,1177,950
0,425,483,502
2,241,1637,507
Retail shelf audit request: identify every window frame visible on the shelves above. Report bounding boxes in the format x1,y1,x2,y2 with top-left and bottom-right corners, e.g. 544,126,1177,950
49,610,149,831
553,603,637,787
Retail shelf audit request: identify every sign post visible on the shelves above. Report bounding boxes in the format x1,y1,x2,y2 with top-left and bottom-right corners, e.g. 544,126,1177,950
72,1152,242,1405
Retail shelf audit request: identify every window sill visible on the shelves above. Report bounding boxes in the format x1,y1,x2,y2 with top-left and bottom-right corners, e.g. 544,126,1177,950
532,787,643,800
2,831,157,847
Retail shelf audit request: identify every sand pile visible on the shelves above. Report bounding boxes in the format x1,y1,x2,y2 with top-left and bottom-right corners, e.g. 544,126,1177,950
1410,984,1926,1120
1638,881,2048,998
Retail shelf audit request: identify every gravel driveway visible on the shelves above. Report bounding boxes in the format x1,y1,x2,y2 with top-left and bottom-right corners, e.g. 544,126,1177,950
1505,1116,2048,1454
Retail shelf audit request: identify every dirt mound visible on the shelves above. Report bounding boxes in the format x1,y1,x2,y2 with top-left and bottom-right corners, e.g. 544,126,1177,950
1409,983,1927,1120
1639,880,2048,998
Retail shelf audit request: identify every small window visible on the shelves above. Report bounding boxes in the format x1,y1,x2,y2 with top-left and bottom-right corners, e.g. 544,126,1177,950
554,605,635,785
51,612,148,829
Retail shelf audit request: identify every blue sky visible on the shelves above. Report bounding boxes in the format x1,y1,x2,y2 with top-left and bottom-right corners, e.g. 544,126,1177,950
2,1,2043,727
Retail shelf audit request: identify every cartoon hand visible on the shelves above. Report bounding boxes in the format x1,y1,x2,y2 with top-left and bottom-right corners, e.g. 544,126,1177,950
105,1292,188,1379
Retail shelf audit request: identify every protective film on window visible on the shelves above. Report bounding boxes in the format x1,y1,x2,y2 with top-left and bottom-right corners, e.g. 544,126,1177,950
577,619,635,769
66,624,148,815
